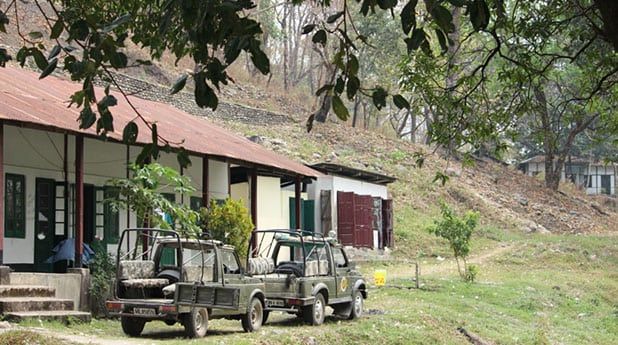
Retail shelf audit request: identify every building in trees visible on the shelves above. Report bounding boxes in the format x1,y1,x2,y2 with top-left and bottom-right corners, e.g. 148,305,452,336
518,156,617,196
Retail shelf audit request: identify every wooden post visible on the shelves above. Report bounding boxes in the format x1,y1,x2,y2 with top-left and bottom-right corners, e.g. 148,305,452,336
202,156,209,207
0,123,4,264
250,169,258,255
63,135,69,238
294,176,301,231
227,161,231,196
74,135,84,267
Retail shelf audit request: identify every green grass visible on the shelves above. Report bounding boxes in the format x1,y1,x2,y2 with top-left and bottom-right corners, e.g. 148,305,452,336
0,330,78,345
14,198,618,345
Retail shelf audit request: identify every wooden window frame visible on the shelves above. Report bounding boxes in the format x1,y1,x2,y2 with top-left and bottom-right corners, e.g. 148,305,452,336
5,173,26,238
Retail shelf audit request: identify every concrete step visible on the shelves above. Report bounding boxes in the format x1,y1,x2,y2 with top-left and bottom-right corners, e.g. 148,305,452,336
0,285,55,298
4,310,91,323
0,297,73,313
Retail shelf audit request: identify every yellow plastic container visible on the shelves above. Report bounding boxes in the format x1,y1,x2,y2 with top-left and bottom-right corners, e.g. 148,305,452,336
374,269,386,286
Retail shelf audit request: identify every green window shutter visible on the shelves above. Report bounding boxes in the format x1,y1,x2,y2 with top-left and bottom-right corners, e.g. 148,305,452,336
289,197,297,229
5,174,26,238
104,187,120,244
190,196,203,211
302,200,315,233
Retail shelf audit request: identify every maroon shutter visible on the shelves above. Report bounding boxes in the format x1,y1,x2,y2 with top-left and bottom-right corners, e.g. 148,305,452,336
336,191,355,246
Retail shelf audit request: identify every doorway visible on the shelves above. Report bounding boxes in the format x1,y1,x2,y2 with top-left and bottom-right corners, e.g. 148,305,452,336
34,178,56,272
83,184,96,244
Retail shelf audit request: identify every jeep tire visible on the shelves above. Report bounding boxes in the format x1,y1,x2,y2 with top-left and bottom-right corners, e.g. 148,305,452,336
302,293,325,325
348,290,363,320
121,316,145,337
183,307,208,338
242,297,264,332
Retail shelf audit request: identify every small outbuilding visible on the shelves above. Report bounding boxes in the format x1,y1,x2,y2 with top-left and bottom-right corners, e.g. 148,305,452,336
306,163,396,249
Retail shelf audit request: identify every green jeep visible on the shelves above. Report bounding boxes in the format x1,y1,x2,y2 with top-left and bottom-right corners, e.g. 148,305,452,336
243,229,368,325
106,228,267,338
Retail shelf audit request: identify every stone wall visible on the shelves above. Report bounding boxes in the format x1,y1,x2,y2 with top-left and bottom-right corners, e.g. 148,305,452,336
97,72,294,126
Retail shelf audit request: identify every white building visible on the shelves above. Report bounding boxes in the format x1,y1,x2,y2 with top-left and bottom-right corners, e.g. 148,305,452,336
307,163,395,249
0,67,319,272
518,155,617,196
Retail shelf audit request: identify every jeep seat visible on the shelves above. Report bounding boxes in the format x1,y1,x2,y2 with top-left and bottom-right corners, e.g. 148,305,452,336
119,260,169,288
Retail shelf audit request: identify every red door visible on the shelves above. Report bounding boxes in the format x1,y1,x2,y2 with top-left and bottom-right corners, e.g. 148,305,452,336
337,191,355,246
354,195,373,248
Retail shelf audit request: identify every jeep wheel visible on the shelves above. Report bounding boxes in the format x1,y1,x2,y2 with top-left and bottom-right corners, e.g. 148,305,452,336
242,297,264,332
183,308,208,338
348,290,363,320
302,293,325,325
121,316,145,337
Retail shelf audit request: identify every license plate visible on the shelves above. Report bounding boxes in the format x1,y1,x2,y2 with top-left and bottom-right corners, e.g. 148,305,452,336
134,308,156,315
266,299,285,307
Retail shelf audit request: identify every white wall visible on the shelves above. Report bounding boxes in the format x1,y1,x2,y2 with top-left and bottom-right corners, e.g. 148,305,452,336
307,174,388,234
2,125,229,264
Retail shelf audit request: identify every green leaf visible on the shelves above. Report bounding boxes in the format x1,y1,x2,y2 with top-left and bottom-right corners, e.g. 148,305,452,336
401,0,417,35
110,52,128,68
469,0,490,31
50,19,64,39
431,5,454,33
28,31,43,40
312,29,327,45
331,95,349,121
447,0,466,6
122,121,139,144
301,24,316,35
372,87,388,110
334,76,345,94
97,110,114,134
347,54,359,76
177,148,192,169
103,13,131,33
31,48,48,70
432,172,450,186
346,76,360,100
250,47,270,75
69,20,90,41
327,11,344,24
39,58,57,79
48,44,61,60
405,28,426,53
151,123,158,146
435,29,448,53
0,10,8,33
315,84,333,96
79,106,96,129
377,0,397,10
170,74,188,94
393,95,410,110
194,73,218,110
98,95,118,108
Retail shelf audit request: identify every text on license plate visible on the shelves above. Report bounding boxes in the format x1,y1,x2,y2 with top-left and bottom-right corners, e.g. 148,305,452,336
134,308,156,315
266,299,285,307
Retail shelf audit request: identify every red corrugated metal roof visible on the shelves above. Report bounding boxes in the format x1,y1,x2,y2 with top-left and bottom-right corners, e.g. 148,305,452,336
0,67,319,178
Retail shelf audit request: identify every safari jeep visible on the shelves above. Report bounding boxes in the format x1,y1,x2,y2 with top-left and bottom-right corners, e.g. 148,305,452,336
244,230,368,325
174,230,367,328
105,228,267,338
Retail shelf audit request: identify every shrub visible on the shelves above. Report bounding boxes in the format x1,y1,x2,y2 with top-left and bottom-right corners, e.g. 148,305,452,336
201,198,254,260
108,163,201,237
88,241,116,317
428,202,479,282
